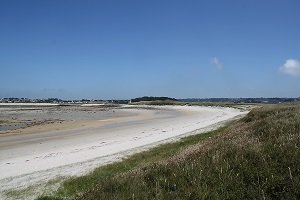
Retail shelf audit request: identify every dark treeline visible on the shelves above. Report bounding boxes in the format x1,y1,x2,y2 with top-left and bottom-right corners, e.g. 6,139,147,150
131,96,177,103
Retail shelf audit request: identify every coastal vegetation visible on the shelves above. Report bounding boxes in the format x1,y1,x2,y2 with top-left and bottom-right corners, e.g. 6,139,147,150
130,96,177,103
38,103,300,199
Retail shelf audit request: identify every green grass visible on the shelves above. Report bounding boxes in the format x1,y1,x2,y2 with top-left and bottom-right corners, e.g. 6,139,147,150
39,104,300,199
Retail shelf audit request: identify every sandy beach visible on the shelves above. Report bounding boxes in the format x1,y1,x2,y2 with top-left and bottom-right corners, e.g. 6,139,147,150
0,105,247,198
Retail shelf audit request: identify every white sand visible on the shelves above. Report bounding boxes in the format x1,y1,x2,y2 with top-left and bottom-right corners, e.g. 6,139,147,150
0,105,247,198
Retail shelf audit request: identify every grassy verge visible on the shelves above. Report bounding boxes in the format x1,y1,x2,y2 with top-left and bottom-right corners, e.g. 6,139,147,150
40,104,300,199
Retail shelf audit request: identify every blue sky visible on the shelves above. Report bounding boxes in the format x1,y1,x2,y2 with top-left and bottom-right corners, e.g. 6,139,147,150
1,0,300,99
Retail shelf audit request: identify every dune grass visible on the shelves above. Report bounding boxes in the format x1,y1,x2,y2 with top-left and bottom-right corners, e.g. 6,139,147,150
38,104,300,199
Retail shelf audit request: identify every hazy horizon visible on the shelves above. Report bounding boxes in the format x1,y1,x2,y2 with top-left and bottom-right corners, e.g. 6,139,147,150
1,0,300,99
1,96,300,102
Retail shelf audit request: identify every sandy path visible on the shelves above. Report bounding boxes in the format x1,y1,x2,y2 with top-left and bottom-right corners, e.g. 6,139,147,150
0,105,246,198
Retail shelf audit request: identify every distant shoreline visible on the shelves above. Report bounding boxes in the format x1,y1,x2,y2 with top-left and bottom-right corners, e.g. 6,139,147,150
0,103,60,106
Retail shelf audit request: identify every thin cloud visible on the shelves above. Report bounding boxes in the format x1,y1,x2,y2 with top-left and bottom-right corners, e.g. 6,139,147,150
279,59,300,76
211,57,223,70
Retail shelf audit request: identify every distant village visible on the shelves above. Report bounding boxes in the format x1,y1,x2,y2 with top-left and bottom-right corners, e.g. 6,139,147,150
0,97,122,104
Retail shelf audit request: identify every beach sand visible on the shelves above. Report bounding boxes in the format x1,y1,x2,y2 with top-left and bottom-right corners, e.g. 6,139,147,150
0,105,247,199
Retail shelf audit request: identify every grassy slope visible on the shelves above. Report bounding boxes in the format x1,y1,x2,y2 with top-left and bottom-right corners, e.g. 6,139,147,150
39,104,300,200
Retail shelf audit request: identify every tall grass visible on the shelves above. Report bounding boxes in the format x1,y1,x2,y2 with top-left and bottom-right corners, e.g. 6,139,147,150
39,104,300,199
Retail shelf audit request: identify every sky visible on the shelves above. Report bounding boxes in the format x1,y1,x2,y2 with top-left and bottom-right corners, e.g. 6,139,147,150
0,0,300,100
